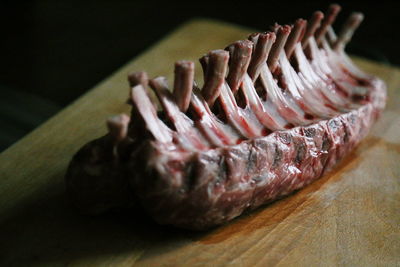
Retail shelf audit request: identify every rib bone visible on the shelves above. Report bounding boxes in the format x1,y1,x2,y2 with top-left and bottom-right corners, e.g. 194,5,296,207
285,19,306,58
333,12,364,51
248,32,276,81
315,4,341,44
267,25,291,73
201,50,229,107
173,61,194,112
302,11,324,48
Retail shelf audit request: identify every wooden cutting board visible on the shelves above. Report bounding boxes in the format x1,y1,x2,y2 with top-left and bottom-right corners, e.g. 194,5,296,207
1,19,399,267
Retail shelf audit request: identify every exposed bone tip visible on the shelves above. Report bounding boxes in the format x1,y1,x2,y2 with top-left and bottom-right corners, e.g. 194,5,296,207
280,25,292,35
175,60,194,70
200,53,208,60
314,10,324,19
210,49,230,59
226,40,253,55
199,54,210,68
253,32,271,42
326,4,341,22
270,23,280,32
209,50,230,68
107,114,130,143
240,39,253,47
261,32,276,42
296,18,307,27
128,71,148,87
149,76,168,88
248,32,259,40
268,32,277,41
110,114,130,125
351,12,364,22
329,3,342,13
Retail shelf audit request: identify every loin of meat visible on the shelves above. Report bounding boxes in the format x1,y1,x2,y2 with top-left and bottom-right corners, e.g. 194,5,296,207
65,4,386,230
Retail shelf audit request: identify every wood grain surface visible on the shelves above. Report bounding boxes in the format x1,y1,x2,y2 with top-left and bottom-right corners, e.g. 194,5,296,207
1,19,399,267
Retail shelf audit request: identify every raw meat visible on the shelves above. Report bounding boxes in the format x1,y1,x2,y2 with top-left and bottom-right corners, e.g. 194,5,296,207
65,4,386,230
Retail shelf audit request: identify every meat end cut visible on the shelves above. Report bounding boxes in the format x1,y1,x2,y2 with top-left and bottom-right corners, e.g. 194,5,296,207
65,4,387,230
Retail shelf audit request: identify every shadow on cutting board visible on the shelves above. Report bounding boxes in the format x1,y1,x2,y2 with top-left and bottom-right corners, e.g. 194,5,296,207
0,170,203,265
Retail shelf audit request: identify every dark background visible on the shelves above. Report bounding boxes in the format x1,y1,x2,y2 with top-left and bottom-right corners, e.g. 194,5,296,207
1,1,398,151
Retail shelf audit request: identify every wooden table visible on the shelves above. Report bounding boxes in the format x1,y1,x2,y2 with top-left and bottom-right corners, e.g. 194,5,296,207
1,19,399,267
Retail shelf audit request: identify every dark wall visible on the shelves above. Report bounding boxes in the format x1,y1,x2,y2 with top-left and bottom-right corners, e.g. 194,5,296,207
0,1,398,150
